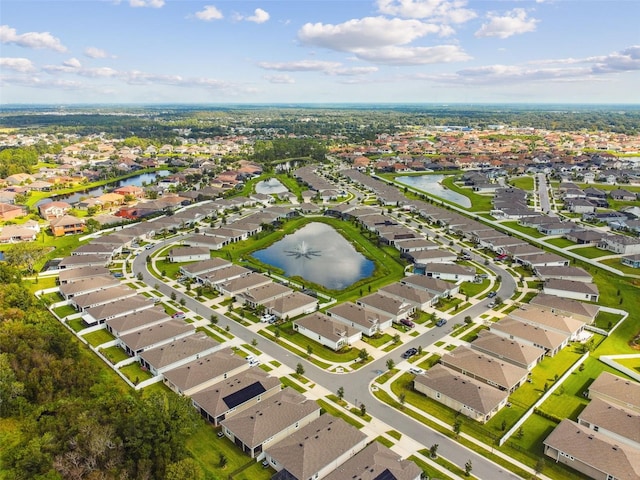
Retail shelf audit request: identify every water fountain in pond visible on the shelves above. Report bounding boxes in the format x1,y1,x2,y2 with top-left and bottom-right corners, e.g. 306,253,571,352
285,241,321,259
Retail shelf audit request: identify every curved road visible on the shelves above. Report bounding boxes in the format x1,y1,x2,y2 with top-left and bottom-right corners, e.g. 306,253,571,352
133,240,520,480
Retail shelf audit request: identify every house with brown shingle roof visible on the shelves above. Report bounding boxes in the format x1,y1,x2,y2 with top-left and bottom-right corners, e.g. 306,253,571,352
82,295,156,327
529,293,600,324
49,214,86,237
543,278,599,302
105,306,169,337
327,301,394,337
190,369,281,426
162,348,248,396
577,396,640,449
357,293,415,323
377,282,436,310
509,305,586,341
237,282,292,309
324,442,421,480
588,372,640,413
58,265,111,284
470,331,545,371
490,317,569,357
59,275,120,300
220,387,321,459
440,346,529,393
264,415,368,480
413,363,509,423
543,419,640,480
293,312,362,351
262,291,318,320
138,332,221,376
118,319,195,357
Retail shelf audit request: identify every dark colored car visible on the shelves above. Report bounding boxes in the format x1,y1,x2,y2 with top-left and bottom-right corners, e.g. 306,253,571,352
487,291,497,298
400,318,415,328
401,348,418,359
435,318,447,327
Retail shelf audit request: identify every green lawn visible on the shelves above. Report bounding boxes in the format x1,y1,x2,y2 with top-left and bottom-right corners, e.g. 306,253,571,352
82,328,116,347
545,237,576,248
599,256,640,275
316,399,364,429
593,310,624,331
374,436,394,448
571,246,611,259
501,221,546,239
100,345,130,364
361,333,394,348
67,317,86,332
459,279,490,298
53,304,77,318
408,455,454,480
279,376,306,393
509,175,535,191
119,363,153,385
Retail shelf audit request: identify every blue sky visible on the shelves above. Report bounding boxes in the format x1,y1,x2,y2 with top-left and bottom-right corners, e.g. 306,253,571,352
1,0,639,104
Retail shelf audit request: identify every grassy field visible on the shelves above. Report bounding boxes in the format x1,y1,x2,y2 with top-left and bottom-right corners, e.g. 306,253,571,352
500,221,546,239
509,175,535,191
571,246,611,259
82,328,116,347
545,237,576,248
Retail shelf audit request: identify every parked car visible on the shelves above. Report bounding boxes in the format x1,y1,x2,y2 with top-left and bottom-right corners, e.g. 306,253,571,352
249,359,260,367
400,318,415,329
401,347,418,359
487,291,497,298
172,311,185,319
488,300,496,308
435,318,447,327
112,272,124,278
261,313,276,323
409,367,424,375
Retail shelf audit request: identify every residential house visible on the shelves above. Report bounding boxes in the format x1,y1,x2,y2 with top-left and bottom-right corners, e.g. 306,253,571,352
577,397,640,449
58,265,111,284
190,369,281,425
0,224,38,242
470,331,545,371
543,419,640,480
324,441,421,480
184,233,228,250
105,306,170,337
262,291,318,320
179,257,232,281
439,346,529,393
400,274,460,298
200,265,252,289
39,201,72,220
263,415,368,480
327,302,394,337
515,252,569,268
490,317,569,357
220,388,321,459
82,295,155,327
510,305,586,341
58,253,110,270
117,319,195,357
138,333,222,376
410,249,458,266
621,254,640,269
0,202,24,220
357,293,415,322
162,348,249,396
543,278,599,302
377,282,436,310
71,285,138,312
534,266,593,283
529,293,600,324
293,312,362,351
217,273,273,298
237,282,292,309
168,246,210,263
50,215,86,236
424,263,476,282
59,275,120,300
413,363,509,423
564,229,607,245
599,235,640,255
588,371,640,413
394,237,439,255
610,188,636,201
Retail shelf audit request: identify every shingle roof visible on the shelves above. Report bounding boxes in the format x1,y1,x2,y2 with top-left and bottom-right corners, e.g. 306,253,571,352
294,312,360,342
161,348,246,392
265,415,367,480
578,397,640,445
471,331,545,368
220,388,319,448
119,319,194,351
105,306,169,334
138,333,219,370
324,441,421,480
414,364,508,416
544,420,640,480
491,317,568,351
589,372,640,411
327,301,393,329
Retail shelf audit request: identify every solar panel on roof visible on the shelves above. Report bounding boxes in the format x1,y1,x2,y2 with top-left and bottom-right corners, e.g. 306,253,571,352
373,469,399,480
222,382,266,409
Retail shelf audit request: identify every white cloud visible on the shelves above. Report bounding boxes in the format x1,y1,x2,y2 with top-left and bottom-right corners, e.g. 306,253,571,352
475,9,538,39
258,60,343,72
0,25,67,52
63,58,82,68
298,16,452,52
129,0,164,8
356,45,470,65
0,57,35,73
246,8,270,24
376,0,476,24
263,74,295,84
258,60,378,76
84,47,112,59
194,5,223,21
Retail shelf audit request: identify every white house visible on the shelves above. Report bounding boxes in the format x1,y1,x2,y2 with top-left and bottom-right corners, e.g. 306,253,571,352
293,312,362,351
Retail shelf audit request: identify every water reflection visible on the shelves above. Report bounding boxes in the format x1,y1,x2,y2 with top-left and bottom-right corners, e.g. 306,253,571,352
252,222,374,290
395,175,472,208
255,178,288,195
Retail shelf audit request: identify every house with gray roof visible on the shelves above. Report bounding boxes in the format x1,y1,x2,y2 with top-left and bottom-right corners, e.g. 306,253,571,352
264,415,368,480
168,246,210,263
262,291,318,320
324,441,421,480
59,275,120,300
424,262,476,282
543,419,640,480
184,233,228,251
58,254,110,270
71,285,138,312
377,282,436,310
471,331,545,371
543,278,599,302
534,265,593,283
217,273,273,298
237,282,292,309
394,237,439,254
588,372,640,413
138,332,221,375
490,317,569,356
516,252,570,268
105,306,170,337
599,235,640,255
162,348,248,396
118,319,195,356
409,248,458,266
190,369,281,425
577,396,640,449
58,265,111,284
413,363,509,423
82,295,155,327
400,274,459,298
529,293,600,324
510,305,586,341
327,301,394,337
199,264,252,288
357,292,415,322
293,312,362,351
220,388,321,459
440,346,529,393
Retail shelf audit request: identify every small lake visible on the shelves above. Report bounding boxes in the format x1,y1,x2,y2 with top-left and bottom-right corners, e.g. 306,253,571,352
252,222,375,290
255,178,289,195
395,174,472,208
35,170,171,207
